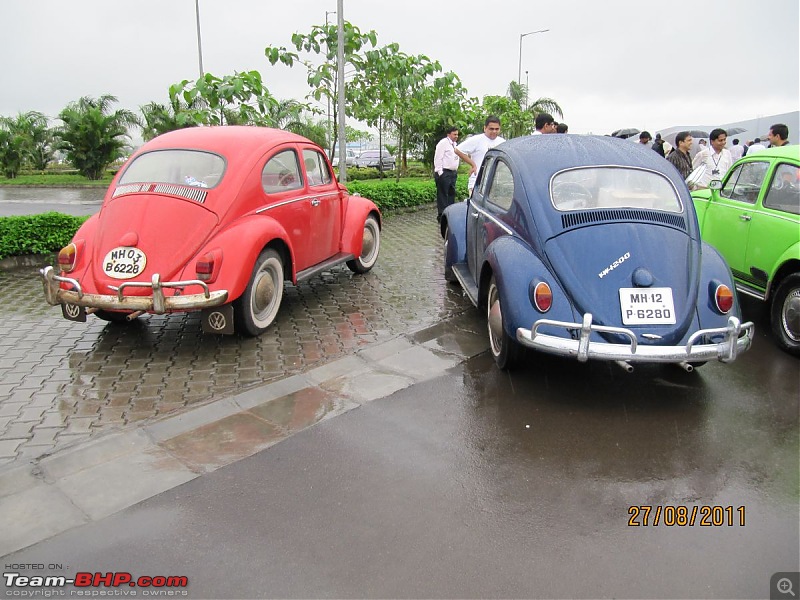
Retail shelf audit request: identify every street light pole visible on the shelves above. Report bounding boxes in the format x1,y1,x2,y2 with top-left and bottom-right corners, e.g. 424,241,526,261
518,29,549,84
336,0,346,182
326,10,336,157
194,0,205,78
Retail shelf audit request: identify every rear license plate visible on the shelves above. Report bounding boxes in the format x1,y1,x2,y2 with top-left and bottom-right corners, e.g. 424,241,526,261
102,247,147,280
619,287,676,325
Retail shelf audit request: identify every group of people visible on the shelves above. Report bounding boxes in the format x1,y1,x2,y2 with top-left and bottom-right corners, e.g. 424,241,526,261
433,117,791,219
433,113,565,219
662,123,790,189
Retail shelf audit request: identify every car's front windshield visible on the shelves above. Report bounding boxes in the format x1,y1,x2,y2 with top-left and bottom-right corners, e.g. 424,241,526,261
551,167,682,213
119,150,226,189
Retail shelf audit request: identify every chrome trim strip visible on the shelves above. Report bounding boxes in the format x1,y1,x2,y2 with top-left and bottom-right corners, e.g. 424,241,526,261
255,192,339,214
471,204,514,235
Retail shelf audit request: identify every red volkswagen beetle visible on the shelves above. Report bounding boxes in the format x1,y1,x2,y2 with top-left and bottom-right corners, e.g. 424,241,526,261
41,126,381,336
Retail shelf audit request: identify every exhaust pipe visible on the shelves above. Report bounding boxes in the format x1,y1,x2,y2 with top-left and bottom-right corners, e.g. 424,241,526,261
126,311,145,321
678,361,694,373
614,360,634,373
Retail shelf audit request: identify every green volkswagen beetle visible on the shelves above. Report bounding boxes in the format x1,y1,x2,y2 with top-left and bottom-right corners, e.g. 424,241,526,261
692,145,799,355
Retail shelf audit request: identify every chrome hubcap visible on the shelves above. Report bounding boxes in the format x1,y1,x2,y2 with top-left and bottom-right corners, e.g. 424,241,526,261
361,227,375,260
783,288,800,342
488,285,503,356
253,270,276,315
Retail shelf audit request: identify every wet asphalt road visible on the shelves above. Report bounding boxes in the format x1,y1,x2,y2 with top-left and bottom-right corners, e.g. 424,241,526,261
2,305,798,599
0,190,798,598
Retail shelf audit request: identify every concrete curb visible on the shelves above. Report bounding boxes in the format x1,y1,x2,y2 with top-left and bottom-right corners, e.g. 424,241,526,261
0,312,488,557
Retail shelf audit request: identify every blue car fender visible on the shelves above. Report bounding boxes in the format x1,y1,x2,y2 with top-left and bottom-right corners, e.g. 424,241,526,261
442,201,468,268
484,236,577,340
697,241,743,326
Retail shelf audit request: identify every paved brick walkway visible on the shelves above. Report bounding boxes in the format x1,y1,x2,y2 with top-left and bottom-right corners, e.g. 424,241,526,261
0,206,472,466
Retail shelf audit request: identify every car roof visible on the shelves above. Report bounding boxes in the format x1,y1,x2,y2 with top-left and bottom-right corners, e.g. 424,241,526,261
744,145,799,160
487,134,698,240
493,134,677,177
139,126,315,162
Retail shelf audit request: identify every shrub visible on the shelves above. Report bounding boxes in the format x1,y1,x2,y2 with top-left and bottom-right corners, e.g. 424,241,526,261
0,212,90,260
346,178,468,212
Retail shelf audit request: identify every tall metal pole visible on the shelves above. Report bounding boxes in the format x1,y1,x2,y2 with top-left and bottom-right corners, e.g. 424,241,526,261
518,29,549,84
336,0,346,182
326,10,336,157
195,0,205,77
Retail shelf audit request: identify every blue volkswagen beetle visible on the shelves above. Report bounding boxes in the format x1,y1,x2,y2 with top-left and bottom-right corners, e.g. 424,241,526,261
441,135,753,371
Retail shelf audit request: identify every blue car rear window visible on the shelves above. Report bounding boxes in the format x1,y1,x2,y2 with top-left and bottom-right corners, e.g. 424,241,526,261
551,167,682,213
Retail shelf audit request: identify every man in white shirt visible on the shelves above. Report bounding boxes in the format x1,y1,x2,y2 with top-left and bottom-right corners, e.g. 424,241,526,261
747,137,767,154
434,126,469,220
457,116,505,194
692,128,733,188
729,138,745,161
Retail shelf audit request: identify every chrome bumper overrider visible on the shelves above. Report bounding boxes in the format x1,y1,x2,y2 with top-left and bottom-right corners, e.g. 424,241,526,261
517,313,754,364
40,266,228,314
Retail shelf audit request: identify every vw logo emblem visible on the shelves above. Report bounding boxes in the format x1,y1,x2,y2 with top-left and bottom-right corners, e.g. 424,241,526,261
65,304,81,319
207,311,227,331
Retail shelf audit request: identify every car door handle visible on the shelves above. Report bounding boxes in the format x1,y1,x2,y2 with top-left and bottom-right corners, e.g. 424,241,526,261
739,214,751,221
471,211,479,219
311,198,321,207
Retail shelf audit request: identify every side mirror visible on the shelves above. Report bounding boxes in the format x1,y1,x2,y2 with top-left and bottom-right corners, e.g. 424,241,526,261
709,180,723,191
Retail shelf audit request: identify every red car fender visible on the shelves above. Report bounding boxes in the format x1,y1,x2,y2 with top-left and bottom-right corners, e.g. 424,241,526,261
340,195,381,256
177,214,296,302
61,215,101,282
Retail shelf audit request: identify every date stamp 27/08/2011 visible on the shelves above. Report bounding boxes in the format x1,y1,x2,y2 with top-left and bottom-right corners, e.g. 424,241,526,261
627,505,746,527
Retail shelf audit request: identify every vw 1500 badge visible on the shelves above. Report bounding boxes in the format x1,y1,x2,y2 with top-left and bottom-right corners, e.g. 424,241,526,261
102,247,147,279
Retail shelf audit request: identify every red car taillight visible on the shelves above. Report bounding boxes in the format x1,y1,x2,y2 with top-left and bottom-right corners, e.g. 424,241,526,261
714,284,734,314
195,253,215,282
58,243,77,272
532,281,552,312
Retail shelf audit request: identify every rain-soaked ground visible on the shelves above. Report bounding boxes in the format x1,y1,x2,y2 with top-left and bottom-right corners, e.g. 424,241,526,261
0,205,472,464
0,195,797,598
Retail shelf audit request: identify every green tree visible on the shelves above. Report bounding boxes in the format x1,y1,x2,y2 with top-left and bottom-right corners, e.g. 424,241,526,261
0,111,56,175
265,21,378,161
57,95,138,180
0,127,26,178
349,44,447,179
502,80,563,137
139,88,206,141
286,117,328,148
170,71,288,127
403,72,475,168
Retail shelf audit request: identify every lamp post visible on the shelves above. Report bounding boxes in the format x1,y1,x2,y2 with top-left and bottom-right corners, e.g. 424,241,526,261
326,10,336,157
518,29,549,84
194,0,204,77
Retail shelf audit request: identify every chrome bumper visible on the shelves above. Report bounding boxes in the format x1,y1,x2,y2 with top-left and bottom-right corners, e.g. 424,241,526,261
516,313,753,364
40,266,228,314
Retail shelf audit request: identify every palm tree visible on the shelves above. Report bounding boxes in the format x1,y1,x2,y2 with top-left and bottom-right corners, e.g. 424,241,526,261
506,80,563,121
0,111,57,176
57,95,139,180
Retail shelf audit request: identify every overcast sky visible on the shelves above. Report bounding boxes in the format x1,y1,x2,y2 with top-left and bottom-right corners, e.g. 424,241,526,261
1,0,798,136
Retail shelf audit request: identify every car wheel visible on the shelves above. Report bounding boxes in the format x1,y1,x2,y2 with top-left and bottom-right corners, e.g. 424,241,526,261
95,309,133,323
234,248,284,336
347,215,380,274
486,275,521,370
443,226,456,283
770,273,800,356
